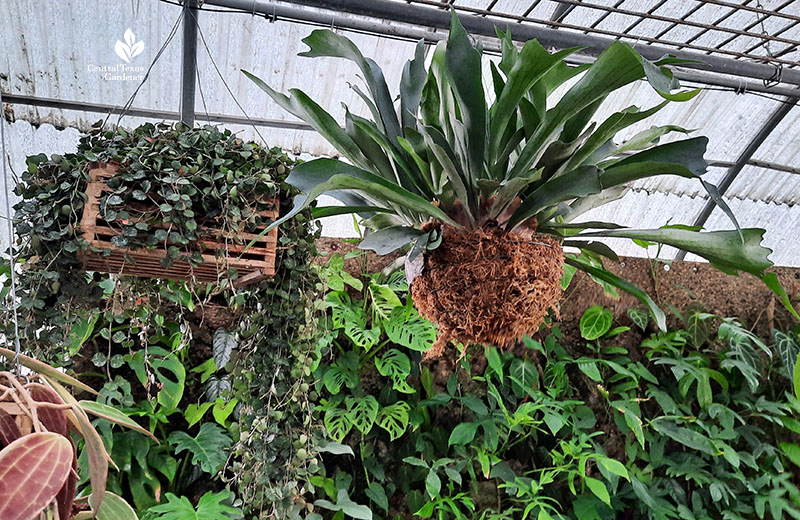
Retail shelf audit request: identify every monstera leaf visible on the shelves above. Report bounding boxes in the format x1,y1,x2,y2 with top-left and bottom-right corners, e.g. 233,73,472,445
148,490,242,520
168,423,232,474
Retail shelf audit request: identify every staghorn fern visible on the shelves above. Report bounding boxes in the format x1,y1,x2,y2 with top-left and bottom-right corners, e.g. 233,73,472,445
245,12,797,328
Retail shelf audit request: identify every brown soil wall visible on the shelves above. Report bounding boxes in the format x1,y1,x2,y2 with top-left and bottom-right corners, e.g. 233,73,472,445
317,238,800,340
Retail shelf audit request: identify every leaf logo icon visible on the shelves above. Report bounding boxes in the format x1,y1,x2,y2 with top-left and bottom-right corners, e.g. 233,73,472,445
115,29,144,63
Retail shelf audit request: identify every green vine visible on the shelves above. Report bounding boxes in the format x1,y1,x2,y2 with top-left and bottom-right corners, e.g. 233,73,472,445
4,121,321,517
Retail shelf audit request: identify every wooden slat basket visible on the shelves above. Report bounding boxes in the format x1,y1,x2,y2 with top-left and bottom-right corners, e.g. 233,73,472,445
79,163,279,287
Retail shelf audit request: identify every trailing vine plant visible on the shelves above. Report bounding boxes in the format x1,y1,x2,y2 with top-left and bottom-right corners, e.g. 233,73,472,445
3,121,321,517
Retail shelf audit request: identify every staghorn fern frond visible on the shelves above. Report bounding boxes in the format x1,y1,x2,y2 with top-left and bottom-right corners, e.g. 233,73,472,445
245,11,798,326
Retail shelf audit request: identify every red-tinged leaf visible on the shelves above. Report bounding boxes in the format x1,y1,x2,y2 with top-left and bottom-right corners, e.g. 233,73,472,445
45,377,110,513
25,383,68,436
55,440,78,520
0,409,22,448
0,347,97,395
0,432,73,520
79,400,158,442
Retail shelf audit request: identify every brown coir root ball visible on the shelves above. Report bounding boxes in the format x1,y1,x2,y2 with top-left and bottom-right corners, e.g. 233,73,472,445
411,224,564,359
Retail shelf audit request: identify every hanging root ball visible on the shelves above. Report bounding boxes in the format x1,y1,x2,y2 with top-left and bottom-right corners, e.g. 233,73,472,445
410,225,564,358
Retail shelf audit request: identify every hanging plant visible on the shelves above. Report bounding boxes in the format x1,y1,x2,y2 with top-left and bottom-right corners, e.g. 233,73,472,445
245,12,794,356
16,122,292,287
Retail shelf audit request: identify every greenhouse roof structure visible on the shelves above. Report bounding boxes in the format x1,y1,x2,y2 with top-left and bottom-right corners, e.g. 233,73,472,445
2,0,800,264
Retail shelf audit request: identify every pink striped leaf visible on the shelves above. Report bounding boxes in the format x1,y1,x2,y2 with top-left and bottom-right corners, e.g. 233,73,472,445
0,432,73,520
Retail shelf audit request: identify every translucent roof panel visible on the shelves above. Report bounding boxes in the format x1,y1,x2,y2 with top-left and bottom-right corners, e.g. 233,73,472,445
1,0,798,265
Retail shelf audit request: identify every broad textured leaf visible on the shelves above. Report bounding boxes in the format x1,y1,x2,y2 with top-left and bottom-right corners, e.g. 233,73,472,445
509,41,647,179
584,476,610,506
375,349,414,393
579,228,771,276
359,226,425,255
627,308,649,331
324,407,354,442
25,383,67,436
267,158,459,232
567,256,666,330
445,11,486,181
652,419,715,454
0,347,96,394
376,402,410,441
46,377,109,514
148,490,241,520
580,305,613,340
243,71,369,169
80,400,156,441
772,329,800,381
369,283,403,321
686,309,713,348
128,347,185,412
323,365,358,394
168,423,232,474
212,329,237,369
384,306,437,352
0,409,21,448
89,491,139,520
345,396,379,434
205,375,231,401
0,432,73,520
299,30,401,143
507,165,601,230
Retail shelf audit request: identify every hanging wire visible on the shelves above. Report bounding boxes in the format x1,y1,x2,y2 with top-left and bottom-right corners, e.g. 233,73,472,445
0,89,23,375
194,19,267,143
109,8,186,128
755,0,783,88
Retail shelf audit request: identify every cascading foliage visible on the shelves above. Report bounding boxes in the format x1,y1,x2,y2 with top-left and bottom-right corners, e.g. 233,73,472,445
245,12,797,328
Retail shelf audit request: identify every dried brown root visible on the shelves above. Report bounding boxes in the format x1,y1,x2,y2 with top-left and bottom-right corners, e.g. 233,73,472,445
411,224,564,359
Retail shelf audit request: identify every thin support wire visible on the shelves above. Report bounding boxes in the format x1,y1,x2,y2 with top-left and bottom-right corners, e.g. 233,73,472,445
111,9,185,128
0,89,23,375
195,20,267,143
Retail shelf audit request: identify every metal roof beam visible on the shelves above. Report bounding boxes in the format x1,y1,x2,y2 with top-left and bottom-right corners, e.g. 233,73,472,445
674,93,799,260
180,0,199,126
0,93,313,132
7,93,800,177
198,0,800,98
210,0,800,87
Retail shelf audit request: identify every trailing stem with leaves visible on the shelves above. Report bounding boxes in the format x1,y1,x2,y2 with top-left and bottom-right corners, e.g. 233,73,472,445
246,12,795,353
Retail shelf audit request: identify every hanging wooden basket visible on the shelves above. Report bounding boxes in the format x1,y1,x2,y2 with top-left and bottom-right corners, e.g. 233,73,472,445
79,163,279,287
